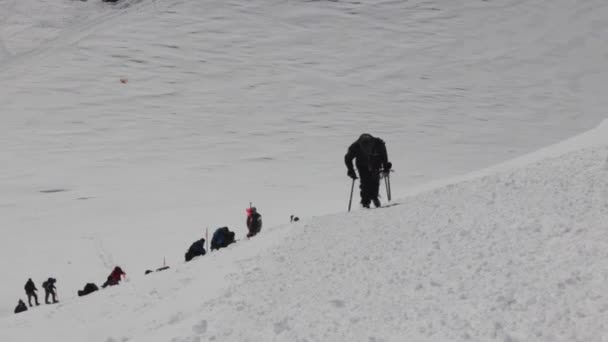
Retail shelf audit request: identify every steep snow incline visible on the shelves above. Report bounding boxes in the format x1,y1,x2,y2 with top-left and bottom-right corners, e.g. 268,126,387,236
2,0,608,325
1,123,607,342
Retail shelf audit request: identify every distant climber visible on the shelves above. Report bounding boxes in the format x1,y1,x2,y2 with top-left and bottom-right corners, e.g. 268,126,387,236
77,283,99,297
24,278,40,307
211,227,236,251
185,238,206,262
102,266,126,288
14,299,27,314
344,133,392,208
246,207,262,238
42,278,58,304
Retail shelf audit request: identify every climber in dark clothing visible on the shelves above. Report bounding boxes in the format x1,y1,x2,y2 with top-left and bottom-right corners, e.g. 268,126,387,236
345,133,392,208
246,207,262,238
211,227,236,251
14,299,28,314
42,278,58,304
185,238,206,262
78,283,99,297
102,266,126,288
24,278,40,307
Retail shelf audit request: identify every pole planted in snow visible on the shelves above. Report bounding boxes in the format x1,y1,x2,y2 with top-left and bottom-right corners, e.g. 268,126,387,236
348,178,355,212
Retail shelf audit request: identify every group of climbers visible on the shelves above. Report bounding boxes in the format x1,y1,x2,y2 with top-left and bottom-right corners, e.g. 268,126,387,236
13,206,265,314
12,132,394,315
184,206,263,262
15,268,125,314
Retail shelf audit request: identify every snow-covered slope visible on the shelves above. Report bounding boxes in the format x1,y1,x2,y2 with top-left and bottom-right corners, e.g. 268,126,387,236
2,121,607,342
1,0,608,339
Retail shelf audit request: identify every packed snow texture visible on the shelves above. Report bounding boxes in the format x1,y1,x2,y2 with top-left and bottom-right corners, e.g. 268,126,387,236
1,0,608,340
2,118,608,342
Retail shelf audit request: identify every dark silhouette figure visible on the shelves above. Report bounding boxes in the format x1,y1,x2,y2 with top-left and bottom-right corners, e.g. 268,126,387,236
14,299,28,314
246,207,262,238
24,278,39,307
42,278,58,304
345,133,392,208
102,266,126,288
290,215,299,222
211,227,236,251
77,283,99,297
185,238,206,262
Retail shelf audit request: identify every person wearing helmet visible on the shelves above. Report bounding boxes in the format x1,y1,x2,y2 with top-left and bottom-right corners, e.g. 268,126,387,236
246,207,262,238
344,133,392,208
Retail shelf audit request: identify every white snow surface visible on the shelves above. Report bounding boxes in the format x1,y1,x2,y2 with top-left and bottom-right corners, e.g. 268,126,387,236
1,0,608,340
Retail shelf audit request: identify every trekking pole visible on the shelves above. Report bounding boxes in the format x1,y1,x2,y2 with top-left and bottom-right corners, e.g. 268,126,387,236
386,172,392,202
384,173,389,202
348,178,355,212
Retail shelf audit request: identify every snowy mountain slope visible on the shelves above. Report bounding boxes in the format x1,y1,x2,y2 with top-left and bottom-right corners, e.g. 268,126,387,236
1,0,608,327
1,121,607,342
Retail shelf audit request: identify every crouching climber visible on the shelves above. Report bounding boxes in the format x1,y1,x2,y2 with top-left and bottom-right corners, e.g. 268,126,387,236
14,299,27,314
78,283,99,297
211,227,236,251
102,266,126,288
185,238,206,262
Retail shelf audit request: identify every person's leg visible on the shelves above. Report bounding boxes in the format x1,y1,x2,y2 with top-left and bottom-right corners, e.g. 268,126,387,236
370,172,381,207
358,168,372,207
45,290,50,304
27,293,32,307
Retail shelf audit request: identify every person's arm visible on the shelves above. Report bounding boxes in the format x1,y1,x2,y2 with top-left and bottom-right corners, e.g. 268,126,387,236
378,139,391,171
344,143,358,178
